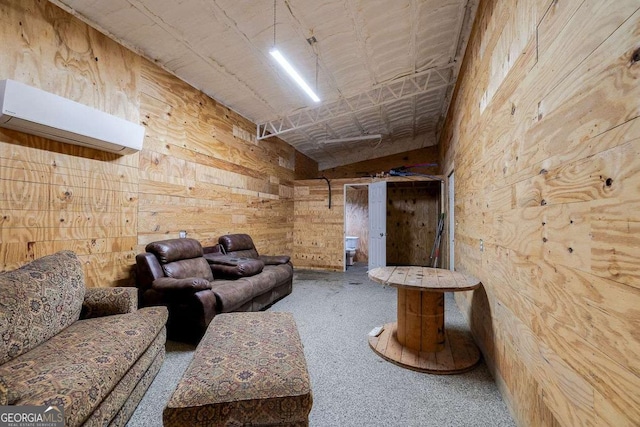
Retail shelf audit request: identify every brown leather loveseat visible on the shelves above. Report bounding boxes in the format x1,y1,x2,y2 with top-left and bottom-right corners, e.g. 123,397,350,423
135,234,292,342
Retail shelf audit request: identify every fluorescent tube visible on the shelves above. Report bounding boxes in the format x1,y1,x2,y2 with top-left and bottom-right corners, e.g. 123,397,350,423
270,49,321,103
320,134,382,144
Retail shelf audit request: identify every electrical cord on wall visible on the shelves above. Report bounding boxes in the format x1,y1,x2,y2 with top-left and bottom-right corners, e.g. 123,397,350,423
320,176,331,209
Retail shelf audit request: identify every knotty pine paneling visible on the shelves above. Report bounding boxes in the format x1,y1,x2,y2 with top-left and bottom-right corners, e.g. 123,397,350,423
0,0,312,286
440,0,640,425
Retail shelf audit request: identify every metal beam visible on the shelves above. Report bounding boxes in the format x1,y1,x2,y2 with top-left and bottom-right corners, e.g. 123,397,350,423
257,65,453,140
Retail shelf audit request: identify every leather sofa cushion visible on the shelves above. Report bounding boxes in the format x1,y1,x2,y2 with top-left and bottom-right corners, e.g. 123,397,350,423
219,234,255,252
163,258,214,281
261,264,294,285
204,254,264,278
210,279,255,313
218,234,259,258
152,277,212,292
259,255,291,265
146,238,204,264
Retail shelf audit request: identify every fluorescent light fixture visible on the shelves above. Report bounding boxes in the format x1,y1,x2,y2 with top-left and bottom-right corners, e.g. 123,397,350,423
320,134,382,144
270,48,321,103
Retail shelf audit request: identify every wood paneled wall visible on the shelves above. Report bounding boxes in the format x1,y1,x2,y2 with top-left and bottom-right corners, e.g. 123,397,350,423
0,0,142,286
440,0,640,425
0,0,308,287
321,146,439,179
294,177,441,270
137,61,297,253
295,150,319,179
294,178,346,270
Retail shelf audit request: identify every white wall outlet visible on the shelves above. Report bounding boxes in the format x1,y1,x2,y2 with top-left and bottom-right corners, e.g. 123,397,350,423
480,239,484,252
179,230,187,238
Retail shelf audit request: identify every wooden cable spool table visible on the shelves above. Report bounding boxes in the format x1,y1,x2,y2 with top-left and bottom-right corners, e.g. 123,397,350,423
368,266,482,374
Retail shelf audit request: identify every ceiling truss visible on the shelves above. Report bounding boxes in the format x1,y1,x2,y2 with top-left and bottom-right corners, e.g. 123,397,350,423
257,65,453,140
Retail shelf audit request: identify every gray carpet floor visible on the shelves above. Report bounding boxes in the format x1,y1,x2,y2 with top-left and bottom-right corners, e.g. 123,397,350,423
127,263,515,426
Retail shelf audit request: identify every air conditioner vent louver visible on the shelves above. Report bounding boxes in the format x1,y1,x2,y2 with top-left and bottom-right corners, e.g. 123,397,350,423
0,79,144,154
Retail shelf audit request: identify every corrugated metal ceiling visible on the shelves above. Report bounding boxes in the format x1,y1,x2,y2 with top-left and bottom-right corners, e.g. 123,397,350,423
50,0,477,169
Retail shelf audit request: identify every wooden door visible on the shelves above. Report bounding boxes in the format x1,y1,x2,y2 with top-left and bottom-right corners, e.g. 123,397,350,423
368,181,387,270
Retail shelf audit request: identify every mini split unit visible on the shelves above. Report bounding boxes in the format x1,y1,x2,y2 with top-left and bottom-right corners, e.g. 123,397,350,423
0,79,144,154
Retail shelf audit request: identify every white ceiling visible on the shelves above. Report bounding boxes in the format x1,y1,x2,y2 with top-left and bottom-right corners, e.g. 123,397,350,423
50,0,477,170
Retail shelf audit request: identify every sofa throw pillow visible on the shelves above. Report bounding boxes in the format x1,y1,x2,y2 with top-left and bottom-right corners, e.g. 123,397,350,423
204,254,265,278
0,251,85,365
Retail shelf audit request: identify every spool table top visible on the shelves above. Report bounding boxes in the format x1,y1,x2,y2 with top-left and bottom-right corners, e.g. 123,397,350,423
368,266,480,292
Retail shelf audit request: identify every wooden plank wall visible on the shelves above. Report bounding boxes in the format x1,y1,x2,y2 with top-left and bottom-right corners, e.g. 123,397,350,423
0,0,142,286
138,61,297,253
0,0,307,287
439,0,640,425
321,146,439,179
295,150,319,179
294,178,346,270
294,177,441,270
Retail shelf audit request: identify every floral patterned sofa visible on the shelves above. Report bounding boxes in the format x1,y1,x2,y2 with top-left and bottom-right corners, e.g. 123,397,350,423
0,251,168,427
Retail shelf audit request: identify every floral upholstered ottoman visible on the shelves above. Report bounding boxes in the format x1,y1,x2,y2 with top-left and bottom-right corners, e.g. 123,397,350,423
163,312,312,426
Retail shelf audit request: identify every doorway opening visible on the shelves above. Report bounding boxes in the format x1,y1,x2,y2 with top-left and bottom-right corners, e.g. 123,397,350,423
343,180,442,271
386,180,441,267
344,184,369,271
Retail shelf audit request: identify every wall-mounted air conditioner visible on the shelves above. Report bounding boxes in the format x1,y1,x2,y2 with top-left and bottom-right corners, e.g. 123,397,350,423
0,79,144,154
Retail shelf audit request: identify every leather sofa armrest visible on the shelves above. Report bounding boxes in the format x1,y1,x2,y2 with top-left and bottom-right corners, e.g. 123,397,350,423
258,255,291,265
152,277,212,293
136,252,166,291
204,254,264,278
80,287,138,319
193,289,217,329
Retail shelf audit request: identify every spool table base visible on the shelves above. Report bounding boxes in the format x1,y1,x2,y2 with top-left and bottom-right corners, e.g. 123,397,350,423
368,322,481,374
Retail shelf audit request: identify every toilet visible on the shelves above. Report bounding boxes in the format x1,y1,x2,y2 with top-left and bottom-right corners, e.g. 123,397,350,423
345,236,359,266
